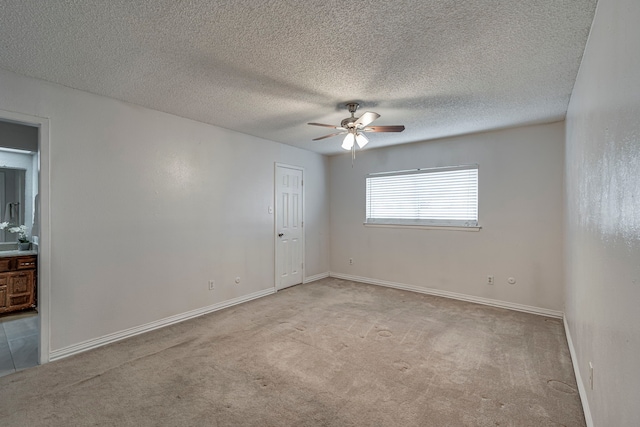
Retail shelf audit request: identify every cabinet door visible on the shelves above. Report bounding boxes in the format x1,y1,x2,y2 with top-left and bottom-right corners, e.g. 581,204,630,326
0,286,7,310
7,271,34,310
9,272,32,294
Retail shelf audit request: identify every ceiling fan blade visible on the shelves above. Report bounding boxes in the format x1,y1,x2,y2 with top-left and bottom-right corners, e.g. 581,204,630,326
363,125,405,133
354,111,380,127
308,122,345,130
312,131,346,141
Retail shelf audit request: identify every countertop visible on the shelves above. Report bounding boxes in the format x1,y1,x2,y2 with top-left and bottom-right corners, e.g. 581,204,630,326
0,250,37,258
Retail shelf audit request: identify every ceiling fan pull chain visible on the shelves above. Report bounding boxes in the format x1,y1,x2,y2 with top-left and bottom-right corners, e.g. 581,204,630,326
352,144,355,167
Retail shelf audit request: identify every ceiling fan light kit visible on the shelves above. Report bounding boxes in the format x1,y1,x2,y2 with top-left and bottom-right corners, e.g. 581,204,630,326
342,133,355,150
355,133,369,148
308,102,405,153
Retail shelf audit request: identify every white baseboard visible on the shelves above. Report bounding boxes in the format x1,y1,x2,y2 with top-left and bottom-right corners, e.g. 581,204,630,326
49,288,276,361
563,316,594,427
328,272,563,319
303,272,330,283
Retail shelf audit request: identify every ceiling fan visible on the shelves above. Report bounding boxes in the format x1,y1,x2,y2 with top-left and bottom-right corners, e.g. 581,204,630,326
308,102,405,151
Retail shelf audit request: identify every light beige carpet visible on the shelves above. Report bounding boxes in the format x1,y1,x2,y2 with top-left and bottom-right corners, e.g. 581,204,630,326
0,278,585,426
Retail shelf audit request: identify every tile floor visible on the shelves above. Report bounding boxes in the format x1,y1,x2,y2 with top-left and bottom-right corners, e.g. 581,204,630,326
0,311,39,377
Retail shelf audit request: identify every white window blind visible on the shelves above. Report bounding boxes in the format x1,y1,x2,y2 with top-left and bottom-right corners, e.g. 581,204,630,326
365,165,478,227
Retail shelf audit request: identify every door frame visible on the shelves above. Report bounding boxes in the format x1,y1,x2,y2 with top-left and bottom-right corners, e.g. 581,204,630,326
0,108,51,364
274,163,305,291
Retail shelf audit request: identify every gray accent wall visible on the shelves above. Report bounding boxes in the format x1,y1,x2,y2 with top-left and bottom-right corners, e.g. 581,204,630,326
0,120,38,152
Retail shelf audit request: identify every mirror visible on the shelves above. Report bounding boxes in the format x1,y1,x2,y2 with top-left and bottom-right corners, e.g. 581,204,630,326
0,120,39,246
0,167,26,242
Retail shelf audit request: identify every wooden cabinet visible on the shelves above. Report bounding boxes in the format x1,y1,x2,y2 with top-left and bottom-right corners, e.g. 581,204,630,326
0,255,36,314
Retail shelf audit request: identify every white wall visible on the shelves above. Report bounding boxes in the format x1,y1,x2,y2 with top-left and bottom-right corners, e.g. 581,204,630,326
564,0,640,424
0,68,329,352
329,122,565,311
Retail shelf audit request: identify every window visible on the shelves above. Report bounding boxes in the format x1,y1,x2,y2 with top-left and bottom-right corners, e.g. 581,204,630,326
365,165,479,228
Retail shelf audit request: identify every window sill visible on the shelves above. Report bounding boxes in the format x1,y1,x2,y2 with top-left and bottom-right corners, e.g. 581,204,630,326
363,223,482,232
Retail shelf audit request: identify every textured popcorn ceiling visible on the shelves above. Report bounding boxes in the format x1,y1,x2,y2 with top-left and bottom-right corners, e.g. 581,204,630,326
0,0,596,155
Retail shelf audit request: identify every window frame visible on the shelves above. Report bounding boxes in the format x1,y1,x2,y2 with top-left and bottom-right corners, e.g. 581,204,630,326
364,164,480,231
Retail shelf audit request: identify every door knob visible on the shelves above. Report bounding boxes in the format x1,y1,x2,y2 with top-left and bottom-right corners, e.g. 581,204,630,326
278,233,284,237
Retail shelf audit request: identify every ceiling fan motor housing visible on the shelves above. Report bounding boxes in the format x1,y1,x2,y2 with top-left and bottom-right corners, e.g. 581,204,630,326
341,117,357,129
342,103,360,129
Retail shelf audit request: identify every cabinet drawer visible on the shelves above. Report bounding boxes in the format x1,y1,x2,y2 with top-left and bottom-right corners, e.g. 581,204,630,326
16,257,37,270
9,293,31,307
0,258,12,272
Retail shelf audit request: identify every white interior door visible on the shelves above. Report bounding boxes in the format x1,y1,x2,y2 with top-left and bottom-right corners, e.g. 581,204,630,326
275,164,304,290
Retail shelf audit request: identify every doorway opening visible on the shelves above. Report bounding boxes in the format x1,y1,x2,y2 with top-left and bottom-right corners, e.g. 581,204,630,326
0,109,50,375
0,120,38,376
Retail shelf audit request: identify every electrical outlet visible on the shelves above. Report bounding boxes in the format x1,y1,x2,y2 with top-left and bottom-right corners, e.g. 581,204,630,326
487,275,494,285
349,258,353,265
589,362,594,390
208,280,215,290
